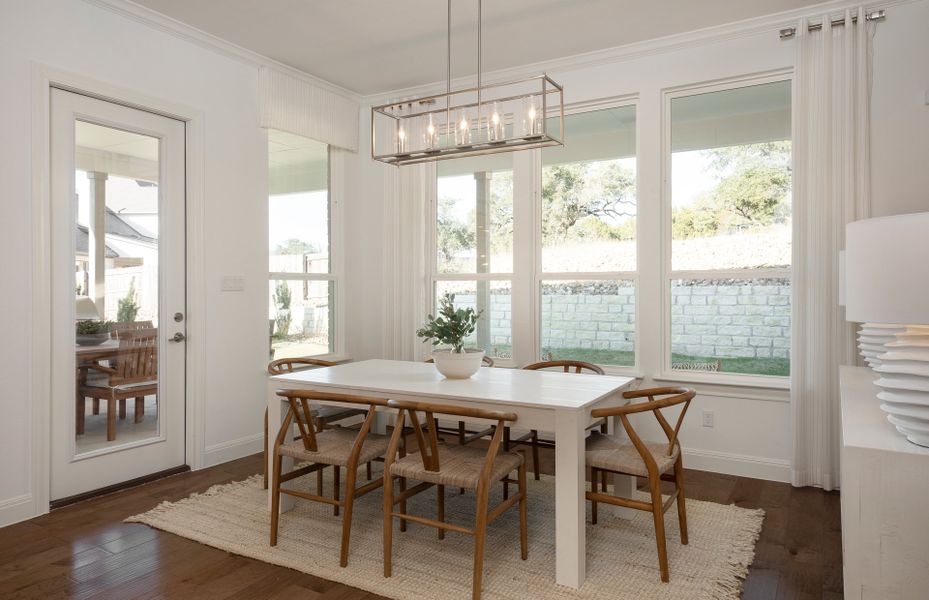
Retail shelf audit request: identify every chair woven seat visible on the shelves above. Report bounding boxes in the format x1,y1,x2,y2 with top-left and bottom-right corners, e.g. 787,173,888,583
390,445,523,490
313,405,366,422
585,432,679,477
278,428,389,467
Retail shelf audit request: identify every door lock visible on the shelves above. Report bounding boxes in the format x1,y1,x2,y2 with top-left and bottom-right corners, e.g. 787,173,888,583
174,312,184,322
169,332,186,343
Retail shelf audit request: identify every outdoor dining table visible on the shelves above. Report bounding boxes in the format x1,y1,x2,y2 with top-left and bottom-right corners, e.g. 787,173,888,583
267,358,636,589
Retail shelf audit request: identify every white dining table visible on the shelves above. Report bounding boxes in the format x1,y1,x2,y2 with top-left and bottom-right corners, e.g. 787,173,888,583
267,358,636,589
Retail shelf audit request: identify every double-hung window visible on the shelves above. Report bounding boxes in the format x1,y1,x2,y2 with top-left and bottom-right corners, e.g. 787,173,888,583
539,105,637,366
432,155,514,360
666,77,792,378
268,129,337,359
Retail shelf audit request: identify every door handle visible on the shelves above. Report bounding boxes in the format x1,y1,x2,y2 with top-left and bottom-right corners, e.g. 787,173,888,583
169,332,186,343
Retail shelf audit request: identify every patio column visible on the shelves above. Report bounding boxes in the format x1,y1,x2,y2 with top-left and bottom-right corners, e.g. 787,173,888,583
87,171,107,317
474,172,490,351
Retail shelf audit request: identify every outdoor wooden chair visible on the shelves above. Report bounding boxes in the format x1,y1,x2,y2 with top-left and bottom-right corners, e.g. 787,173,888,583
77,329,158,441
87,320,155,416
585,386,696,582
382,399,528,600
264,358,368,490
269,389,391,568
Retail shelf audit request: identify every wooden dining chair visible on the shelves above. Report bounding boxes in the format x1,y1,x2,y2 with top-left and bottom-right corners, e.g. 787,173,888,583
264,358,368,490
270,389,390,568
77,329,158,441
585,386,696,582
424,355,495,445
382,399,528,600
89,320,155,416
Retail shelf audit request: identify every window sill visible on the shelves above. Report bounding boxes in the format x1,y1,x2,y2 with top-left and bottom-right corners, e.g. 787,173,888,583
653,371,790,391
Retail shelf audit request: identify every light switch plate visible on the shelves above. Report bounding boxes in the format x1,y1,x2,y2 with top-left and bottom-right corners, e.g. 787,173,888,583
220,275,245,292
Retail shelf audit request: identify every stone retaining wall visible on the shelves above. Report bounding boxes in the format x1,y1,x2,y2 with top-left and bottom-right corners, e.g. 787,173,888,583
451,277,791,359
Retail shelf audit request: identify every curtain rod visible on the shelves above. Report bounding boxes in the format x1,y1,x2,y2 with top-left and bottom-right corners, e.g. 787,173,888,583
779,9,885,39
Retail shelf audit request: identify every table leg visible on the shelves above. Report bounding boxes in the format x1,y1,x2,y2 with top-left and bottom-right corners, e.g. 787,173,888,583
267,384,295,513
610,414,636,519
554,408,585,589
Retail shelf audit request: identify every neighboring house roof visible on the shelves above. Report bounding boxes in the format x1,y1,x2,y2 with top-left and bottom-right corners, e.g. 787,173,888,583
76,208,157,258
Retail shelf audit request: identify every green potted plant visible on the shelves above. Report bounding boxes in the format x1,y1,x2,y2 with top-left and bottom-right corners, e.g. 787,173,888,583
76,319,113,346
416,292,485,379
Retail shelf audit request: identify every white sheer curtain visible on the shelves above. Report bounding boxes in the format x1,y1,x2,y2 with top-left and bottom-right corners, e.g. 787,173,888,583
790,7,873,490
381,164,433,360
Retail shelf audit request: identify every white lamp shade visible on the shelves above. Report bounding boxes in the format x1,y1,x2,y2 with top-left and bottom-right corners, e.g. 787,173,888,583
845,212,929,325
75,296,100,320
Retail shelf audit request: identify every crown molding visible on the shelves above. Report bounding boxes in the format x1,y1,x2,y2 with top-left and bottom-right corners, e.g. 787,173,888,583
81,0,362,103
364,0,917,105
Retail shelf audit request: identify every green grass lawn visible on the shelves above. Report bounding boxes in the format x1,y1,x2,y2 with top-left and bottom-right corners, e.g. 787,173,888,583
491,345,790,377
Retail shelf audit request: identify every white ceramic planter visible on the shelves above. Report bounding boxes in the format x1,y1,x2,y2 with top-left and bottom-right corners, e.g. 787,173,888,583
431,349,485,379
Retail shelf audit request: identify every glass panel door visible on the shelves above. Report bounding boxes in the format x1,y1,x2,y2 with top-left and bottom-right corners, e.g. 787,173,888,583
50,89,186,501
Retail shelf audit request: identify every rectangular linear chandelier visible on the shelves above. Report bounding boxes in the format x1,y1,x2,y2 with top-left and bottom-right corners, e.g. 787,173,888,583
371,0,564,167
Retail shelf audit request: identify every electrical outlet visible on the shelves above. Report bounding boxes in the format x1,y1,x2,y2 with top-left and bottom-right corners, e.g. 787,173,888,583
702,410,714,428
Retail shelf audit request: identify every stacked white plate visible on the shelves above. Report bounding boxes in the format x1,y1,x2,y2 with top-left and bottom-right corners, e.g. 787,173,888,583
858,323,906,368
873,326,929,447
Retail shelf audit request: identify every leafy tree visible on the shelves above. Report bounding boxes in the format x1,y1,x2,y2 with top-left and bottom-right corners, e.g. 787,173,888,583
436,200,474,265
713,164,790,226
275,238,319,255
117,278,140,322
272,281,292,338
541,160,636,243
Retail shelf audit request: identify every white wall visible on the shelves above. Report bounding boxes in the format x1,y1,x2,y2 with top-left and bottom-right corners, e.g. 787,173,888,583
0,0,280,525
870,0,929,218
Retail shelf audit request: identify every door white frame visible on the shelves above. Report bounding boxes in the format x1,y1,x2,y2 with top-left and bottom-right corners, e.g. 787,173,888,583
29,63,206,517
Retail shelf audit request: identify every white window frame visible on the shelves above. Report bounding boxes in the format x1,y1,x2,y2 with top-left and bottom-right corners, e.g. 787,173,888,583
534,97,640,376
426,156,518,367
658,70,792,388
426,97,640,374
268,143,346,361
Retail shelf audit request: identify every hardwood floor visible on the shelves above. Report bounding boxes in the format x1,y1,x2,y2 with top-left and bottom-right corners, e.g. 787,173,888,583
0,446,840,599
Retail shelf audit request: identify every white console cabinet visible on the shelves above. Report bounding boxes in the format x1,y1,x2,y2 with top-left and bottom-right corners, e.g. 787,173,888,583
840,366,929,599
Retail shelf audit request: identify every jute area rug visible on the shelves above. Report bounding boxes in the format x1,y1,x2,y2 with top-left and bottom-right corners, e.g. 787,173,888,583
128,470,763,600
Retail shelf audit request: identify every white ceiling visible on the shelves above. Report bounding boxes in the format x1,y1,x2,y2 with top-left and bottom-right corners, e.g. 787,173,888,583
132,0,823,95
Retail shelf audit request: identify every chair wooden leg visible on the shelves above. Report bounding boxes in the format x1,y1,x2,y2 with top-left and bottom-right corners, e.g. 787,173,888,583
134,397,144,424
106,397,117,441
503,427,511,499
518,463,528,560
333,466,341,517
601,469,608,492
383,475,394,577
437,484,445,540
399,477,407,532
649,480,670,582
530,430,541,480
339,463,358,567
262,408,269,490
270,453,283,546
118,398,126,420
317,466,325,495
472,482,491,600
674,458,689,545
458,420,466,445
367,461,373,481
92,398,100,415
591,467,599,525
600,419,608,434
76,396,85,435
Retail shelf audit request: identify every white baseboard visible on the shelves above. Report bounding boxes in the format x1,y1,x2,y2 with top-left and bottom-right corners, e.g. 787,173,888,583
202,433,263,468
683,447,790,483
0,493,38,528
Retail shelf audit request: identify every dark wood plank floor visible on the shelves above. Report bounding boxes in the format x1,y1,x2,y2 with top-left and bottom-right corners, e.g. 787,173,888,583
0,446,841,599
